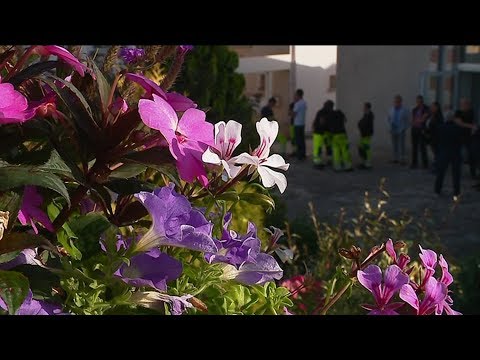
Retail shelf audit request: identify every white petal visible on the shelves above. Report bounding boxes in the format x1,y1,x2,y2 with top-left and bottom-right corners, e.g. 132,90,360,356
234,153,260,167
262,154,290,171
222,159,241,178
202,147,221,165
255,118,279,158
224,120,242,157
258,165,288,193
214,121,226,152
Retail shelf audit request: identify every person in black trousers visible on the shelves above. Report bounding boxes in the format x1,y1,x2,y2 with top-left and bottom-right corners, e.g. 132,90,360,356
411,95,430,169
425,101,444,173
454,98,476,178
435,114,463,197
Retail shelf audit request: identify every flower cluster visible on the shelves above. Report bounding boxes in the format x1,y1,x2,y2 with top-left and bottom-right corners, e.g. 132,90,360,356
357,239,461,315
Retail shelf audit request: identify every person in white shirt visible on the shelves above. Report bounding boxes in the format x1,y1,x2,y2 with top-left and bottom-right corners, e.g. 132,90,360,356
292,89,307,160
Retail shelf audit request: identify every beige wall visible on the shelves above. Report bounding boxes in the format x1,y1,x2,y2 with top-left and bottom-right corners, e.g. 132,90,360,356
336,46,431,155
231,46,290,57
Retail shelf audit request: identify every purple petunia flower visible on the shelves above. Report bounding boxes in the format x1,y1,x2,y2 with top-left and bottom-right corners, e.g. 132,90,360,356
133,184,217,253
119,47,145,64
357,264,409,315
0,248,43,270
233,253,284,285
131,291,194,315
0,290,63,315
114,248,182,291
205,213,260,268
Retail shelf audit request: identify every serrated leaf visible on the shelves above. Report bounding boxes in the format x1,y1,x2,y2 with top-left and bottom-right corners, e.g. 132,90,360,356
0,232,56,255
88,59,111,109
9,61,58,86
110,163,147,179
0,270,29,315
0,167,70,206
47,74,94,119
238,192,275,210
38,150,73,178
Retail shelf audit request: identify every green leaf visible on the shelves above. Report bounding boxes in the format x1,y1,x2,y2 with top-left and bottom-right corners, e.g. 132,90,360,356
38,150,74,178
47,74,94,119
122,147,175,167
0,191,23,228
68,213,111,259
104,178,154,196
9,61,58,86
0,232,56,255
0,251,21,264
238,192,275,210
0,166,70,206
0,270,30,315
88,59,111,109
215,190,239,202
57,231,82,260
110,163,147,179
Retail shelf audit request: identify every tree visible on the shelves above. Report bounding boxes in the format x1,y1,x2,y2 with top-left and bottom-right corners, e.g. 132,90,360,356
173,46,256,152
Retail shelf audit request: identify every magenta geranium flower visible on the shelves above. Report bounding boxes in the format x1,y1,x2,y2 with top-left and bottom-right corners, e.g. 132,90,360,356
436,255,461,315
385,239,410,271
17,186,54,234
400,277,448,315
357,264,409,315
418,245,437,285
0,78,36,125
125,73,196,112
114,248,182,291
134,184,217,253
138,94,214,186
33,45,89,77
0,290,63,315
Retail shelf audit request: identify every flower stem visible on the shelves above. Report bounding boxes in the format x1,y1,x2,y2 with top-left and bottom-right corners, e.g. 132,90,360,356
319,281,352,315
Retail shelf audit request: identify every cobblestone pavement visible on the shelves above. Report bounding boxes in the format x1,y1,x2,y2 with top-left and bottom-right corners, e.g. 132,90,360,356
278,139,480,258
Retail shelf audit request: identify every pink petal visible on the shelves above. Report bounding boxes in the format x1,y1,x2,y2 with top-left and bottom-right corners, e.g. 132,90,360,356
399,284,420,312
423,277,448,311
39,45,87,77
385,239,397,262
138,94,178,144
172,140,209,187
383,265,409,303
439,254,453,286
176,108,214,147
357,265,383,303
125,73,166,99
165,92,197,112
418,245,438,270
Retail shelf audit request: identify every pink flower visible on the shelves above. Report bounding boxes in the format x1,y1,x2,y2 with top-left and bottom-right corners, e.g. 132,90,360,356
385,239,410,271
202,120,242,179
138,94,214,186
234,118,290,193
108,97,128,116
17,186,54,234
418,245,437,285
124,73,196,112
33,46,89,77
400,277,448,315
0,78,36,125
436,255,461,315
357,264,409,315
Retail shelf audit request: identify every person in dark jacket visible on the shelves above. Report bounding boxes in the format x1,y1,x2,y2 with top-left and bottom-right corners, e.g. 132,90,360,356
357,102,374,169
454,98,476,178
261,97,276,120
435,114,464,197
425,101,444,173
312,100,334,168
327,107,352,171
411,95,430,169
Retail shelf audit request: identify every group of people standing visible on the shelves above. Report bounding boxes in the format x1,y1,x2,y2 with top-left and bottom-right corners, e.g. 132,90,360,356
387,94,479,197
260,89,480,198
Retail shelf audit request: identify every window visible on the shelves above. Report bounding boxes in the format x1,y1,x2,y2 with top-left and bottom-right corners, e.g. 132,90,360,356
466,46,480,54
462,45,480,63
328,74,336,91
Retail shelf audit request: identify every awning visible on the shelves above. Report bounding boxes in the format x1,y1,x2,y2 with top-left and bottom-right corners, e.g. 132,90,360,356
236,56,290,74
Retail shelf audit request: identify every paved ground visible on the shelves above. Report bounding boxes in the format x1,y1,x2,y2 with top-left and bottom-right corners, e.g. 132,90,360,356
277,138,480,258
